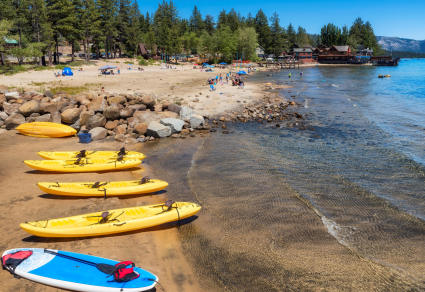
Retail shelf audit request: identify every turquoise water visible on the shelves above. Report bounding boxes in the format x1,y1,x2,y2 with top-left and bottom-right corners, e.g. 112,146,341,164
145,60,425,290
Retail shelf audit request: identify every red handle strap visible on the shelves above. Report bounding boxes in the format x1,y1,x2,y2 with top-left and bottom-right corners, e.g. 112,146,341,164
114,261,135,268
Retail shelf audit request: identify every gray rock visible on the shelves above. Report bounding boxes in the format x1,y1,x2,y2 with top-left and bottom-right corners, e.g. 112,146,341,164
44,90,54,98
86,113,106,130
124,137,138,144
179,106,193,121
19,100,40,116
35,113,52,122
146,121,171,138
70,119,81,130
119,108,135,119
167,103,181,114
5,113,25,129
5,91,20,100
190,114,204,129
103,104,121,120
89,127,107,141
0,111,8,121
160,118,185,133
3,102,20,115
61,107,82,124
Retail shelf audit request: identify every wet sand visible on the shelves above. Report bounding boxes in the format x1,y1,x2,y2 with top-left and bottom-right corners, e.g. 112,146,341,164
0,130,203,292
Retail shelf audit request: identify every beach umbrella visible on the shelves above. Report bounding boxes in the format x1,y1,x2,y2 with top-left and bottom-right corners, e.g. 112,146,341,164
202,62,209,66
219,62,227,65
237,70,247,75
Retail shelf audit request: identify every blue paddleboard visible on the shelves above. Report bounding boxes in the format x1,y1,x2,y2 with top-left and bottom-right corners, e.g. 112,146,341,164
2,248,158,291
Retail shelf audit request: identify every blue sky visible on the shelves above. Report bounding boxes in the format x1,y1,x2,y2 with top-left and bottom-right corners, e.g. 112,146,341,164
136,0,425,40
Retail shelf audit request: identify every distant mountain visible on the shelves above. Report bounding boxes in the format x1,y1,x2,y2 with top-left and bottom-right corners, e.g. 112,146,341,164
377,36,425,53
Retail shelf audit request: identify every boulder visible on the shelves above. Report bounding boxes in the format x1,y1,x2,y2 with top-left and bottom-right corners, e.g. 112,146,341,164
61,107,82,124
146,121,171,138
105,120,119,130
124,137,138,144
141,96,155,107
70,120,81,131
19,100,40,116
0,111,8,121
86,113,106,130
134,122,148,135
0,94,5,105
119,108,134,119
107,95,127,105
114,134,125,142
87,96,107,112
128,104,146,112
190,114,204,129
133,111,160,123
39,102,58,114
115,124,127,135
44,90,54,98
74,95,90,106
3,102,20,115
35,113,52,122
51,111,61,123
5,113,25,129
160,118,185,133
103,104,121,120
167,103,181,114
179,106,193,121
5,91,20,100
89,127,107,141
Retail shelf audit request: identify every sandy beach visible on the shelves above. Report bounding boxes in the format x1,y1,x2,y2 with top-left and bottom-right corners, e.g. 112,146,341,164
0,60,268,118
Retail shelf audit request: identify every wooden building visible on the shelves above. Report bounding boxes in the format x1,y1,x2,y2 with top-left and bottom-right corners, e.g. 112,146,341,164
318,45,351,63
292,47,314,63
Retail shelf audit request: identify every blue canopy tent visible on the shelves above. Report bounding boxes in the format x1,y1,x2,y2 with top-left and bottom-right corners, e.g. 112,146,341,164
99,65,117,70
62,67,73,76
237,70,247,75
202,63,210,66
219,62,227,65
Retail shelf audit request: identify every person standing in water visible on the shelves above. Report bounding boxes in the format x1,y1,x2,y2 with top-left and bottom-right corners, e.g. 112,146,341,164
288,72,292,79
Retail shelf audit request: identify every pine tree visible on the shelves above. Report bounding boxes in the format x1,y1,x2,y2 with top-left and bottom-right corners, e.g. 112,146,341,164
296,26,310,47
287,23,297,48
254,9,271,54
81,0,101,61
98,0,118,58
189,5,203,35
204,15,215,34
269,12,286,57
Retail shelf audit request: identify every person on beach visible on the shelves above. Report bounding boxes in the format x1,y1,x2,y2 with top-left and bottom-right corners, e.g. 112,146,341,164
300,71,303,77
210,83,215,91
118,68,120,74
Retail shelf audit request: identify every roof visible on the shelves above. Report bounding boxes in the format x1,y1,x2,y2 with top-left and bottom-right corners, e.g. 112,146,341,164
333,45,349,52
293,48,313,53
4,37,18,45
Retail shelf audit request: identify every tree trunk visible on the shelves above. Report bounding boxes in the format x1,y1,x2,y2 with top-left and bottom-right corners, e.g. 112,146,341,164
71,43,75,62
48,50,52,66
0,52,5,66
84,39,88,62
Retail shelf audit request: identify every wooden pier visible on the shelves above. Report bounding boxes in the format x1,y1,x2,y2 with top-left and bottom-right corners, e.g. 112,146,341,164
257,60,300,69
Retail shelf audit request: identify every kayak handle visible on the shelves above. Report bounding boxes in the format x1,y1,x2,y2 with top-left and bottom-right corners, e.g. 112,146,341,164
113,222,126,226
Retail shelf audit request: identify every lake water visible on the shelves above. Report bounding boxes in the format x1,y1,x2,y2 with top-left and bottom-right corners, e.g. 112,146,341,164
144,60,425,291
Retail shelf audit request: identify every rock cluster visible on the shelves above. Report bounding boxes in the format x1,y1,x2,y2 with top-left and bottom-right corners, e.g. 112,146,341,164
0,89,210,143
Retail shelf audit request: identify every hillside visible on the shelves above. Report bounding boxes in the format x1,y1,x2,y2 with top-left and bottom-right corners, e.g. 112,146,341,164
377,36,425,53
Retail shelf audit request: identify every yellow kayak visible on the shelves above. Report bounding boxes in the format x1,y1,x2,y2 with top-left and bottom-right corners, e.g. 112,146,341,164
38,148,146,161
24,158,141,173
16,122,77,137
20,201,201,237
37,178,168,197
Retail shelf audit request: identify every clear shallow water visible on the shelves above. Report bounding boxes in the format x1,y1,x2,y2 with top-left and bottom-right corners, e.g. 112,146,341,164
144,61,425,291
